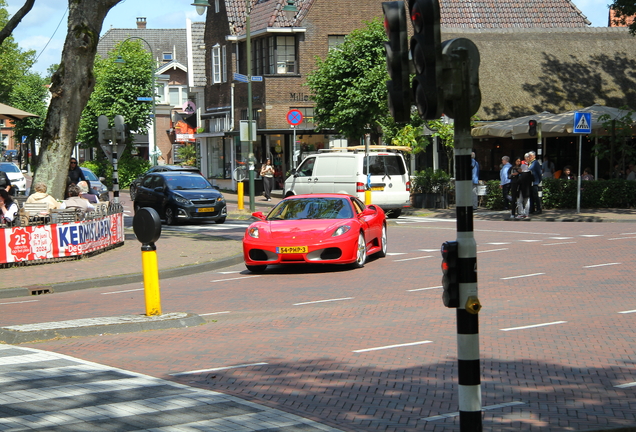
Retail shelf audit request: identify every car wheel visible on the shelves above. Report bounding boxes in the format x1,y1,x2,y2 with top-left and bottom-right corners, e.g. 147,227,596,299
215,217,226,224
246,264,267,273
165,207,176,225
353,232,367,268
387,209,401,219
377,224,387,258
129,184,136,201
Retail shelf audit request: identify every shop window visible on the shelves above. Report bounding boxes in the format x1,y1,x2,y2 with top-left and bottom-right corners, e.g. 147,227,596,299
268,36,296,74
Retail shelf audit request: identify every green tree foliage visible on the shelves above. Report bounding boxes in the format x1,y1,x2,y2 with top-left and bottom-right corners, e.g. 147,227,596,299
78,39,155,152
306,19,389,141
0,0,35,100
592,109,635,174
176,144,197,166
609,0,636,35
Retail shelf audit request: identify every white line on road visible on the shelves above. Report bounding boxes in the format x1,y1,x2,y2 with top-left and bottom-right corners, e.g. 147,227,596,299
478,248,508,254
583,262,621,268
353,340,432,353
580,234,603,237
217,271,241,274
609,236,636,241
417,249,440,252
619,232,636,235
500,273,545,280
199,311,231,316
101,288,144,295
386,252,407,256
518,239,541,242
170,362,269,376
211,275,261,283
543,241,577,246
618,309,636,314
614,381,636,388
0,299,39,305
393,255,432,262
422,401,525,421
500,321,567,332
485,242,511,245
294,297,353,306
548,237,573,240
408,286,441,292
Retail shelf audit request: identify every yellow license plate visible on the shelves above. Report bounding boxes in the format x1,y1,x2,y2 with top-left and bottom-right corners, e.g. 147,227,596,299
277,246,308,254
371,186,384,191
196,207,216,213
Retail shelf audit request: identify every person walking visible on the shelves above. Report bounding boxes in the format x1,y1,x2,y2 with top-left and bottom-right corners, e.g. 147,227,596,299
499,156,512,210
260,158,275,201
507,157,522,219
528,151,542,214
471,152,479,211
516,155,533,219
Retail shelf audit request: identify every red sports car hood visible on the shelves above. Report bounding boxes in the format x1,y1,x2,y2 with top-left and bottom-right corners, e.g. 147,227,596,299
260,219,353,240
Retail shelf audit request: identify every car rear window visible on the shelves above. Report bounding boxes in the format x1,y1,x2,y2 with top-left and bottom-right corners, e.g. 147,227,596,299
81,169,99,181
363,155,406,176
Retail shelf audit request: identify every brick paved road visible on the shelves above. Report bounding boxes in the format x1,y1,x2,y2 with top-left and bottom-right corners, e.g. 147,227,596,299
2,220,635,431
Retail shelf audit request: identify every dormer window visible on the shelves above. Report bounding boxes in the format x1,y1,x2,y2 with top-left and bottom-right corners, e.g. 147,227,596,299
163,52,173,62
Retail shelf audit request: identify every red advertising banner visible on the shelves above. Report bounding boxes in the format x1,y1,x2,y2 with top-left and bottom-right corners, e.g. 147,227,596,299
0,213,124,264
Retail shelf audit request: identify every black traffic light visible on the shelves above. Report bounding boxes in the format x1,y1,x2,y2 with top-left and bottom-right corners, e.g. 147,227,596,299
382,1,411,123
441,240,459,308
528,119,537,137
408,0,443,120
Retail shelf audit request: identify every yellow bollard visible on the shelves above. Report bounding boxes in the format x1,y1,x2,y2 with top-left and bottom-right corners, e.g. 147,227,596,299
238,181,244,211
142,246,162,316
365,189,372,205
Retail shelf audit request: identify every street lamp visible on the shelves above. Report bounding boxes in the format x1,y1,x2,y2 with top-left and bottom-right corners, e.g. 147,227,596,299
191,0,211,16
114,37,158,165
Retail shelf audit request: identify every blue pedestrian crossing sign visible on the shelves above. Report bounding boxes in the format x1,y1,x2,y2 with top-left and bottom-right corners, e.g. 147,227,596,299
573,112,592,134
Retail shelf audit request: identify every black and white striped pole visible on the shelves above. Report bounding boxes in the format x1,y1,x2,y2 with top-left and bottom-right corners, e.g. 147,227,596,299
440,38,483,431
98,114,127,205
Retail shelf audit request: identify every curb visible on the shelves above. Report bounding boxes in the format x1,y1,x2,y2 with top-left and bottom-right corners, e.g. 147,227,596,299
0,312,206,344
0,254,245,300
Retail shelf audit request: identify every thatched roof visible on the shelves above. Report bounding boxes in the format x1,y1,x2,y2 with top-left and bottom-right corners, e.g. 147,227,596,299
442,27,636,121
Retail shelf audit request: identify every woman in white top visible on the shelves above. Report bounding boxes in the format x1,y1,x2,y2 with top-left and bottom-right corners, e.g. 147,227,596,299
0,189,19,225
260,158,275,201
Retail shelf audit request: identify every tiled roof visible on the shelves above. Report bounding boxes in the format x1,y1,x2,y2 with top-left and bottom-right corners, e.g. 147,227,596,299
222,0,591,36
97,28,188,64
439,0,591,28
189,21,207,88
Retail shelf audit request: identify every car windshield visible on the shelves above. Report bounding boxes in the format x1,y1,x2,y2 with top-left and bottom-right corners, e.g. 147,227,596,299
81,169,99,181
0,163,20,173
268,198,353,220
165,175,212,190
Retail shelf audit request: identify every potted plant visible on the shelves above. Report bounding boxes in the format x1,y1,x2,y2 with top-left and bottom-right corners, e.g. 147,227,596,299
411,168,452,208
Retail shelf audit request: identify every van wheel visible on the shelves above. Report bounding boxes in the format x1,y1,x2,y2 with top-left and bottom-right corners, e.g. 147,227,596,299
387,209,401,219
285,191,295,198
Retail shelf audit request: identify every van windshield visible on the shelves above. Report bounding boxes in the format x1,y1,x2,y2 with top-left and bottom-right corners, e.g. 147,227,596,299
363,155,406,176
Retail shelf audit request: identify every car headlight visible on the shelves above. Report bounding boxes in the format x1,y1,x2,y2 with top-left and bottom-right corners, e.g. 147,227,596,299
248,227,259,238
218,194,225,202
332,225,351,237
174,195,191,205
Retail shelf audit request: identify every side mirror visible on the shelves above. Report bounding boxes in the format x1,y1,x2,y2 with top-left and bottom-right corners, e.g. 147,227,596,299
252,211,266,220
360,207,376,217
99,176,106,182
21,169,27,174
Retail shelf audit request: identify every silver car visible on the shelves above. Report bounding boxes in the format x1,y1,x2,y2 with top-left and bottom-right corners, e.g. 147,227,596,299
81,167,109,198
0,162,27,194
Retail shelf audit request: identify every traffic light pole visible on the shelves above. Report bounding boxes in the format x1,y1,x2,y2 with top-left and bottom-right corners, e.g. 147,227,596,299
448,45,482,432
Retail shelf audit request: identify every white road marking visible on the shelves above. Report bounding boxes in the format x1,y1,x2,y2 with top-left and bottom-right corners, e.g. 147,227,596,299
478,248,508,254
501,321,567,331
417,249,440,252
386,252,407,256
199,311,231,316
485,242,511,245
170,362,269,376
548,237,573,239
353,340,432,353
217,271,241,274
518,239,541,242
580,234,603,237
614,381,636,388
101,288,144,295
408,286,441,292
422,401,525,421
394,255,433,262
500,273,545,280
618,309,636,314
293,297,353,306
0,299,39,305
619,232,636,235
211,275,261,283
583,262,620,268
543,241,577,246
609,236,636,241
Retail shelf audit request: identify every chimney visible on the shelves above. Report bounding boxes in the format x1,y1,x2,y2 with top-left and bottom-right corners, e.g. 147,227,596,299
136,17,147,29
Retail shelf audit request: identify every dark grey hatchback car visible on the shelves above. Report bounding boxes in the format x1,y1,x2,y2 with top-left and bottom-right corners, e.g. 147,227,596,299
133,172,227,225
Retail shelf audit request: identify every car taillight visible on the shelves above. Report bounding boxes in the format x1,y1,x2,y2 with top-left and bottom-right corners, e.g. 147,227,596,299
356,182,365,193
406,180,411,192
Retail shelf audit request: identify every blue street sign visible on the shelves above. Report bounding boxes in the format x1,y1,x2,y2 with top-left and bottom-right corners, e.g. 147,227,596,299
251,76,263,82
233,73,248,83
137,96,153,102
287,109,303,126
573,112,592,134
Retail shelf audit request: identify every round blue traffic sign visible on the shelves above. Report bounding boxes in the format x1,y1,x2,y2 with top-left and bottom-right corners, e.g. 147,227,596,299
287,109,304,126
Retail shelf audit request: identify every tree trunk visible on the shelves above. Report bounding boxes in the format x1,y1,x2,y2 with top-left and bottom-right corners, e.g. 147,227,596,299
32,0,122,199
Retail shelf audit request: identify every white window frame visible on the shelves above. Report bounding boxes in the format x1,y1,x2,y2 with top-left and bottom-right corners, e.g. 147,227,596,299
222,45,227,83
212,44,221,84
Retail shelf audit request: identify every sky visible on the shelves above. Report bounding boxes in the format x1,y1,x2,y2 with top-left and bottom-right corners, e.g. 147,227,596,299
6,0,614,76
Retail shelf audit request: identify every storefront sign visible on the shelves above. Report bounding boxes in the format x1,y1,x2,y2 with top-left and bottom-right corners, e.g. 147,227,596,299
0,213,124,264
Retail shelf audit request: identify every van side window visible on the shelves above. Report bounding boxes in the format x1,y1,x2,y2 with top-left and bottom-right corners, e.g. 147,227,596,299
296,157,316,177
363,155,406,176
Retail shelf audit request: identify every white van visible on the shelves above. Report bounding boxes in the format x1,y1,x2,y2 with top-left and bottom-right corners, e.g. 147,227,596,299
284,148,411,218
